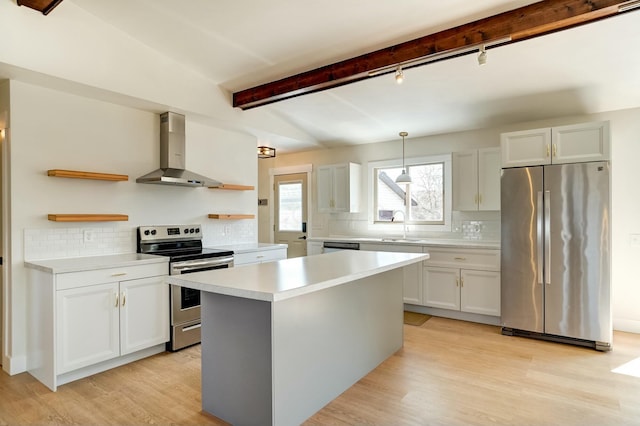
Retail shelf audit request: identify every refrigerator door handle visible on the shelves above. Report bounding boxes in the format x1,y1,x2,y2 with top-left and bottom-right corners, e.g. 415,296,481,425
537,191,544,285
544,190,551,285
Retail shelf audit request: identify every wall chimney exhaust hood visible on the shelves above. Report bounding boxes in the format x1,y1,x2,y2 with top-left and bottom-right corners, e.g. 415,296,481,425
137,112,222,188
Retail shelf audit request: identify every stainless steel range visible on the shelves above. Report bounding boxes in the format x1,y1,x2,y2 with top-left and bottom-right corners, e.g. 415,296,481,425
137,224,234,351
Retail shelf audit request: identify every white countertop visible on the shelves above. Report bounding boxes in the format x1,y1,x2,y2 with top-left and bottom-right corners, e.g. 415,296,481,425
206,242,287,254
25,253,167,274
167,250,428,302
308,236,500,250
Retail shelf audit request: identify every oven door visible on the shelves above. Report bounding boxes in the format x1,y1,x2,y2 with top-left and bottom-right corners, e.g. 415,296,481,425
170,256,234,325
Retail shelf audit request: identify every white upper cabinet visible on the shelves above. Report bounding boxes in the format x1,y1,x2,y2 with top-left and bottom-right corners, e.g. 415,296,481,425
551,121,610,164
453,147,500,211
317,162,361,213
501,121,610,168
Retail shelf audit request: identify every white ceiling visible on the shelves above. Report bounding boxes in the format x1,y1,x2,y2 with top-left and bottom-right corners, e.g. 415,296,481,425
63,1,640,151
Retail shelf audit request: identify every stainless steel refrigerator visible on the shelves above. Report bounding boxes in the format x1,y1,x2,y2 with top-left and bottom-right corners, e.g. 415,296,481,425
501,161,611,351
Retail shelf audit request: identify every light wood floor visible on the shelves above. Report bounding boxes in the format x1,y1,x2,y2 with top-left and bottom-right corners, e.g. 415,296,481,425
2,317,640,425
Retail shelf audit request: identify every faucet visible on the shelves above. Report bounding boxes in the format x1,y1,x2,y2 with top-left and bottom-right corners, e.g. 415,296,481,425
391,210,407,239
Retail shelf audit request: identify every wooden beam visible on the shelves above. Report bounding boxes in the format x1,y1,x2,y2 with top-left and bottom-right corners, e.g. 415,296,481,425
233,0,633,110
17,0,64,15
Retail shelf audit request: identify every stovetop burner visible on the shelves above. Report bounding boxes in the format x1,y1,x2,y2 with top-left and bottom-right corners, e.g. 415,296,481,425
136,224,233,261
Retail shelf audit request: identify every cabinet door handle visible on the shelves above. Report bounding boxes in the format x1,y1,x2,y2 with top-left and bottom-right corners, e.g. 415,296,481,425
553,143,557,157
121,291,126,307
456,277,459,287
546,144,550,157
478,194,482,205
256,255,265,259
114,293,119,308
454,257,466,261
460,277,464,287
111,272,127,277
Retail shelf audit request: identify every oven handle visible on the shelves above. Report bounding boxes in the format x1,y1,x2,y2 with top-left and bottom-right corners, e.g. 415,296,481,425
171,256,234,274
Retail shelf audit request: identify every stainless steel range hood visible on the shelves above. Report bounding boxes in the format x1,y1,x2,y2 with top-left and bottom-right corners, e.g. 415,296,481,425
136,112,222,188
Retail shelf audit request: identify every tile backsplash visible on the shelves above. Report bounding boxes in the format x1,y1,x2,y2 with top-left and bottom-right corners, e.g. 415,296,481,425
24,227,135,260
23,222,256,261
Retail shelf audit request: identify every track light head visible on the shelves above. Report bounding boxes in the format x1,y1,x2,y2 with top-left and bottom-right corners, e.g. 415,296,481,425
478,45,487,66
395,66,404,84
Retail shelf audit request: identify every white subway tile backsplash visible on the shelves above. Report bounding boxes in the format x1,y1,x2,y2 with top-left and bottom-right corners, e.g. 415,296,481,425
24,227,136,260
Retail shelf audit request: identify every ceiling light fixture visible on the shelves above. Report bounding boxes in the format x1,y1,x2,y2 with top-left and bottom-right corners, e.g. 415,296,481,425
619,0,640,12
396,131,411,185
257,146,276,159
395,66,404,84
368,36,511,78
478,44,487,65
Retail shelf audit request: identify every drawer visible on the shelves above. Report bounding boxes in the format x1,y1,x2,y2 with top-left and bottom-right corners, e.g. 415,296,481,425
423,247,500,270
359,243,423,253
234,248,287,266
56,263,168,290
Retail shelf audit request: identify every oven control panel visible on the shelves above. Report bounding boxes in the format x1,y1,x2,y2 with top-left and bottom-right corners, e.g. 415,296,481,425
138,225,202,241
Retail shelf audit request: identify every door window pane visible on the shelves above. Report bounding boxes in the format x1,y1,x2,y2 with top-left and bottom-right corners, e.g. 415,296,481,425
278,182,302,231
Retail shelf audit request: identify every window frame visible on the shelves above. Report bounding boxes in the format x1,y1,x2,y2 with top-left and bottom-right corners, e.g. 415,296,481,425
367,154,452,232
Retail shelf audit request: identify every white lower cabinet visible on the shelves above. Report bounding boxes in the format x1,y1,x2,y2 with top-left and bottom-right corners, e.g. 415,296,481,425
359,243,423,305
423,247,501,317
27,260,169,391
423,267,500,316
57,276,169,374
57,282,120,374
459,269,501,316
234,247,287,265
423,267,460,310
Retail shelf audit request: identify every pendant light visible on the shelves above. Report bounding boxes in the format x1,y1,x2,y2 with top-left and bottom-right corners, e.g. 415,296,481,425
396,131,411,184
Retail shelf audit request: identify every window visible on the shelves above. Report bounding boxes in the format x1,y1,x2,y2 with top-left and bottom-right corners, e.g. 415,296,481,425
277,182,302,231
369,154,451,231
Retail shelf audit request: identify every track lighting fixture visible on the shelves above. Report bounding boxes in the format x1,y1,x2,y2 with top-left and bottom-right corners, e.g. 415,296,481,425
478,44,487,66
395,66,404,84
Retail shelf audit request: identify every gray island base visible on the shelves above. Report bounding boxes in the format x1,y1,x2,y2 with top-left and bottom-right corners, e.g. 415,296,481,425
168,250,428,425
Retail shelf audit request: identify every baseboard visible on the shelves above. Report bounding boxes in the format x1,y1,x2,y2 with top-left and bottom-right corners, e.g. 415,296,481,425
404,304,501,326
56,344,166,388
3,354,27,375
613,318,640,334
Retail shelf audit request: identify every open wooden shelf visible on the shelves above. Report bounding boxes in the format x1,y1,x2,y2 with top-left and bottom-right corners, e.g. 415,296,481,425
48,169,129,181
208,214,255,220
48,214,129,222
209,184,255,191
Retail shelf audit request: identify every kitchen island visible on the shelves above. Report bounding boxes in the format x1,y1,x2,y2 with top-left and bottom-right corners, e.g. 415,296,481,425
167,250,428,426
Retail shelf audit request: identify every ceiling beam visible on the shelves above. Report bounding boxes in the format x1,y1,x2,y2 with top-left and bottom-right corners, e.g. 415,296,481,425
233,0,636,110
17,0,64,15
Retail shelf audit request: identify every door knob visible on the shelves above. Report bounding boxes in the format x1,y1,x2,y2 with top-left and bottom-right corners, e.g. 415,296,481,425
298,236,307,240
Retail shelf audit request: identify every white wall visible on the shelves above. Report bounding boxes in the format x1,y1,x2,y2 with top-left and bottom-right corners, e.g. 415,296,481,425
0,0,314,147
4,80,257,373
259,108,640,334
0,79,7,369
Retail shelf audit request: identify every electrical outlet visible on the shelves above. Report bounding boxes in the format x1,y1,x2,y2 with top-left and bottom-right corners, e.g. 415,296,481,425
83,229,95,243
224,226,231,235
630,234,640,246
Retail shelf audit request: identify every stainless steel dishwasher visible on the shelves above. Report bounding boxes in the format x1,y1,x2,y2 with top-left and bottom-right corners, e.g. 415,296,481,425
322,241,360,253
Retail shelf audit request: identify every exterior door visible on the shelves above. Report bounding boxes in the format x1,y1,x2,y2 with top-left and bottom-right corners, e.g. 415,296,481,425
274,173,308,258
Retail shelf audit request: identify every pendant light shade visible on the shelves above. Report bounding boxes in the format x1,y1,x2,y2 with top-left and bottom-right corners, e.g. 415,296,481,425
396,131,411,184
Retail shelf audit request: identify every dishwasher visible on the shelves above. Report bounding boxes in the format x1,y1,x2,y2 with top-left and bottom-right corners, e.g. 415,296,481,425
322,241,360,253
